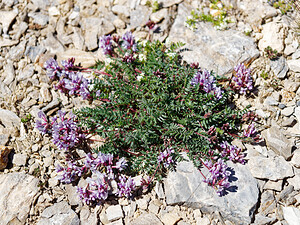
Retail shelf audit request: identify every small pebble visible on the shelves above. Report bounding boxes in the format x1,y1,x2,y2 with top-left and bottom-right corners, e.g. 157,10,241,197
278,104,286,109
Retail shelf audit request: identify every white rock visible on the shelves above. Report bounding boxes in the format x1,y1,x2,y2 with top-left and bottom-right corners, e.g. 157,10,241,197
287,59,300,73
282,207,300,225
161,213,181,225
0,173,40,224
258,22,285,53
291,149,300,168
150,8,168,23
196,216,210,225
12,153,27,166
48,6,60,16
0,11,17,35
282,107,295,117
106,205,124,222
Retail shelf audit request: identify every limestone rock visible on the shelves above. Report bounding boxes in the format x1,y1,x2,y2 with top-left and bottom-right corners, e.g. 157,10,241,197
248,156,294,181
0,11,17,35
0,108,21,129
291,149,300,168
28,12,49,26
37,201,80,225
130,6,151,29
12,153,28,166
270,56,288,79
287,59,300,73
282,207,300,225
258,22,285,53
161,213,181,225
0,173,40,224
261,127,293,160
80,205,98,225
164,154,259,224
168,3,259,76
3,60,15,85
158,0,183,7
106,205,124,222
150,8,168,23
130,213,163,225
0,146,12,170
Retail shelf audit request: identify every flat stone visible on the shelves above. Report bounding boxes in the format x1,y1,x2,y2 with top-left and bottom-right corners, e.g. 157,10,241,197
287,171,300,191
292,49,300,60
254,214,276,225
136,197,149,210
130,213,163,225
168,3,259,76
130,6,151,29
150,8,168,23
85,30,98,51
270,56,288,79
57,49,102,68
195,216,210,225
0,145,12,170
158,0,183,7
28,12,49,26
12,153,27,166
164,154,259,224
0,11,17,35
42,33,65,54
31,0,50,10
112,5,130,18
13,22,29,40
72,27,85,50
248,156,294,181
263,180,283,192
148,201,160,214
282,207,300,225
264,96,278,106
0,134,9,145
258,22,285,53
291,149,300,168
3,60,15,85
9,40,26,61
37,201,80,225
0,108,20,129
0,173,40,224
282,116,297,127
80,205,98,225
261,127,293,160
287,59,300,73
282,107,295,117
64,184,81,206
0,38,19,48
161,213,181,225
106,205,124,222
25,45,46,63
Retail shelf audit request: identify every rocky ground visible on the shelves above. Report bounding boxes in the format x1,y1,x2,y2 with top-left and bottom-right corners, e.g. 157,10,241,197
0,0,300,224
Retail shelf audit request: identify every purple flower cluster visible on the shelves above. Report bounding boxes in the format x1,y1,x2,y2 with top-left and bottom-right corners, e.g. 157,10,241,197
203,159,231,196
99,35,113,55
56,152,135,204
243,123,256,138
122,31,138,52
117,175,136,197
232,63,253,95
51,111,86,151
219,141,245,164
158,147,175,168
36,111,52,135
190,69,223,99
44,58,91,100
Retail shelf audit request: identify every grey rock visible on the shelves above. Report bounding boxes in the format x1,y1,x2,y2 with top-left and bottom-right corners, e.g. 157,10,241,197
150,8,168,23
42,33,65,54
292,49,300,60
294,107,300,130
3,60,15,85
130,6,151,29
248,156,294,180
148,201,160,214
291,149,300,168
288,171,300,191
106,205,124,222
25,45,46,63
0,39,18,48
258,22,285,53
164,154,259,224
282,207,300,225
155,181,165,199
278,103,286,109
281,116,297,127
263,180,283,192
261,127,293,160
0,108,20,129
112,5,130,18
31,0,50,10
37,201,80,225
85,30,98,51
161,213,181,225
270,56,288,79
13,22,29,40
0,134,9,145
287,59,300,73
254,214,276,225
28,12,49,26
9,40,26,61
168,3,259,75
278,185,294,201
0,11,17,35
282,107,295,117
130,213,163,225
64,184,81,206
137,197,149,210
264,96,278,106
80,205,98,225
158,0,183,7
72,27,85,50
0,173,40,224
12,153,28,166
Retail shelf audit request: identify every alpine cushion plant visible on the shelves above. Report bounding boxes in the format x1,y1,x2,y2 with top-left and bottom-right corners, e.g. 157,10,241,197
36,31,260,203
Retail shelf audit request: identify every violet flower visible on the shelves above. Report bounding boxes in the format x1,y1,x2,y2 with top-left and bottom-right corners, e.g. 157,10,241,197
190,69,223,99
56,162,82,183
243,123,256,138
99,35,113,55
219,141,245,164
36,111,52,135
44,58,62,79
122,31,138,52
117,175,136,198
61,58,75,70
158,147,175,168
203,159,231,196
232,63,253,95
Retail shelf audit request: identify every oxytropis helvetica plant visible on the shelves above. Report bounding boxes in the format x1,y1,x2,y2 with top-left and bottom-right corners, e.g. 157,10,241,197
36,31,260,204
